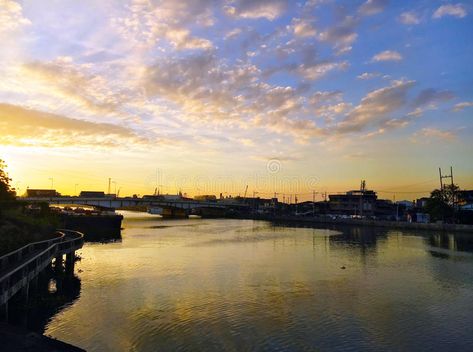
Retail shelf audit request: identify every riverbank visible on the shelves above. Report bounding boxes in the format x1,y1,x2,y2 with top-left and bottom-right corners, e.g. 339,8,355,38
235,215,473,233
0,205,58,255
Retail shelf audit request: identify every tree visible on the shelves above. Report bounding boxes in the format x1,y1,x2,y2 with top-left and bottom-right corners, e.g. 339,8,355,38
424,184,459,223
0,159,16,201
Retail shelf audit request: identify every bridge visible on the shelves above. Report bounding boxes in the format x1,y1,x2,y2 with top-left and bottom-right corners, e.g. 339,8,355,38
21,196,249,214
0,230,84,318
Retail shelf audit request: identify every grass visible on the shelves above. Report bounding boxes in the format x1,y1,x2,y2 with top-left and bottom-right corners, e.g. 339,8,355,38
0,203,60,256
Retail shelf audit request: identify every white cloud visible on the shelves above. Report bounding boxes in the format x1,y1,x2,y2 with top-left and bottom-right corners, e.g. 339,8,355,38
318,15,358,55
371,50,403,62
166,28,213,50
453,101,473,112
292,18,317,37
357,72,381,80
412,128,456,142
433,4,467,19
0,0,31,34
298,61,348,81
358,0,389,16
224,28,242,40
399,11,421,25
111,0,215,50
225,0,288,21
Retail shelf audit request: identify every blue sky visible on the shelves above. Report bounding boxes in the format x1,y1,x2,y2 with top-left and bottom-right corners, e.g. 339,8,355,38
0,0,472,199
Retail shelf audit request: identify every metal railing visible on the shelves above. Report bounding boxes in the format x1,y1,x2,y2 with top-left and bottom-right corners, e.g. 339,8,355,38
0,229,84,306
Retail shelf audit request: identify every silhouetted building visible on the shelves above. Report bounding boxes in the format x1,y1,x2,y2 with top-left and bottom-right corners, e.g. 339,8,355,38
329,190,377,216
458,190,473,205
416,197,430,208
194,195,217,202
79,191,106,198
26,189,60,197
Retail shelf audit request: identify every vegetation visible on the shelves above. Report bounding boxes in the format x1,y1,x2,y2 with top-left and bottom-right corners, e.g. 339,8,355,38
0,159,58,255
0,158,16,202
424,184,459,223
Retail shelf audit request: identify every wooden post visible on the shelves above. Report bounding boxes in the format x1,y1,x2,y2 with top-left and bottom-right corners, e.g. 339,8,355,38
65,253,75,274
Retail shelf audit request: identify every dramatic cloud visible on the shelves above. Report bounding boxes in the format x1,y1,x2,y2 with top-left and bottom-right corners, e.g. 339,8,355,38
0,104,150,148
336,80,415,133
453,101,473,112
433,4,467,19
399,11,421,25
0,0,471,175
371,50,402,62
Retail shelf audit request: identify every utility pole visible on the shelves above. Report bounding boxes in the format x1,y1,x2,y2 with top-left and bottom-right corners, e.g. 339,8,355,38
359,180,366,218
312,190,315,217
439,166,456,223
108,178,111,195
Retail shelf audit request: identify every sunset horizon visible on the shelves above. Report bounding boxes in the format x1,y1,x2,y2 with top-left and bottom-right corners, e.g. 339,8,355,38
1,0,472,201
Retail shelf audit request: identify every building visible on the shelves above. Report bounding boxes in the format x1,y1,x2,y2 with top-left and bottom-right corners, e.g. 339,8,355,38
79,191,106,198
416,197,430,208
26,189,60,197
458,190,473,205
194,195,217,202
329,190,378,217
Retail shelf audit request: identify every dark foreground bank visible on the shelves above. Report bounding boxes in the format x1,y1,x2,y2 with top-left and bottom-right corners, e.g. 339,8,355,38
1,322,85,352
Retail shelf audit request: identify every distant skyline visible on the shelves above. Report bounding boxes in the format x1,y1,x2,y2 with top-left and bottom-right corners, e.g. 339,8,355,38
1,0,472,200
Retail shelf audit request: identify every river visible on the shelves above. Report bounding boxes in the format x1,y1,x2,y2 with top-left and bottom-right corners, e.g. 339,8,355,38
44,211,473,351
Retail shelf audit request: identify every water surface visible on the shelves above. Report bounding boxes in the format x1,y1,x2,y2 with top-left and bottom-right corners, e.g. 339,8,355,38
45,212,473,351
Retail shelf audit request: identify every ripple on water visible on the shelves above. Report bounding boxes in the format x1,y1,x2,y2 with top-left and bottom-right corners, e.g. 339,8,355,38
43,219,473,351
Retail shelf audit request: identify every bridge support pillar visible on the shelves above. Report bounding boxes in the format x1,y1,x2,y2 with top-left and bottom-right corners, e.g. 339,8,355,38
55,255,63,271
65,253,75,274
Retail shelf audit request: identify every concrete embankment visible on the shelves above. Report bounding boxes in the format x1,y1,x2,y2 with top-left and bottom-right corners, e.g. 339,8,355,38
242,215,473,233
60,214,123,241
0,322,85,352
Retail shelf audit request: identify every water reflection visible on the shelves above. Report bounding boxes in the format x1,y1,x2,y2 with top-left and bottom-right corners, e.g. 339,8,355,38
8,265,81,333
44,213,473,351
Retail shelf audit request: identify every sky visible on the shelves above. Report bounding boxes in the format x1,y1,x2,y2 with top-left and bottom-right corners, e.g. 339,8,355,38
0,0,472,201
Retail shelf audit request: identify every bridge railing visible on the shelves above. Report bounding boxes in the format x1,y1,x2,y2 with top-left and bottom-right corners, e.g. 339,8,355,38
0,230,84,305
